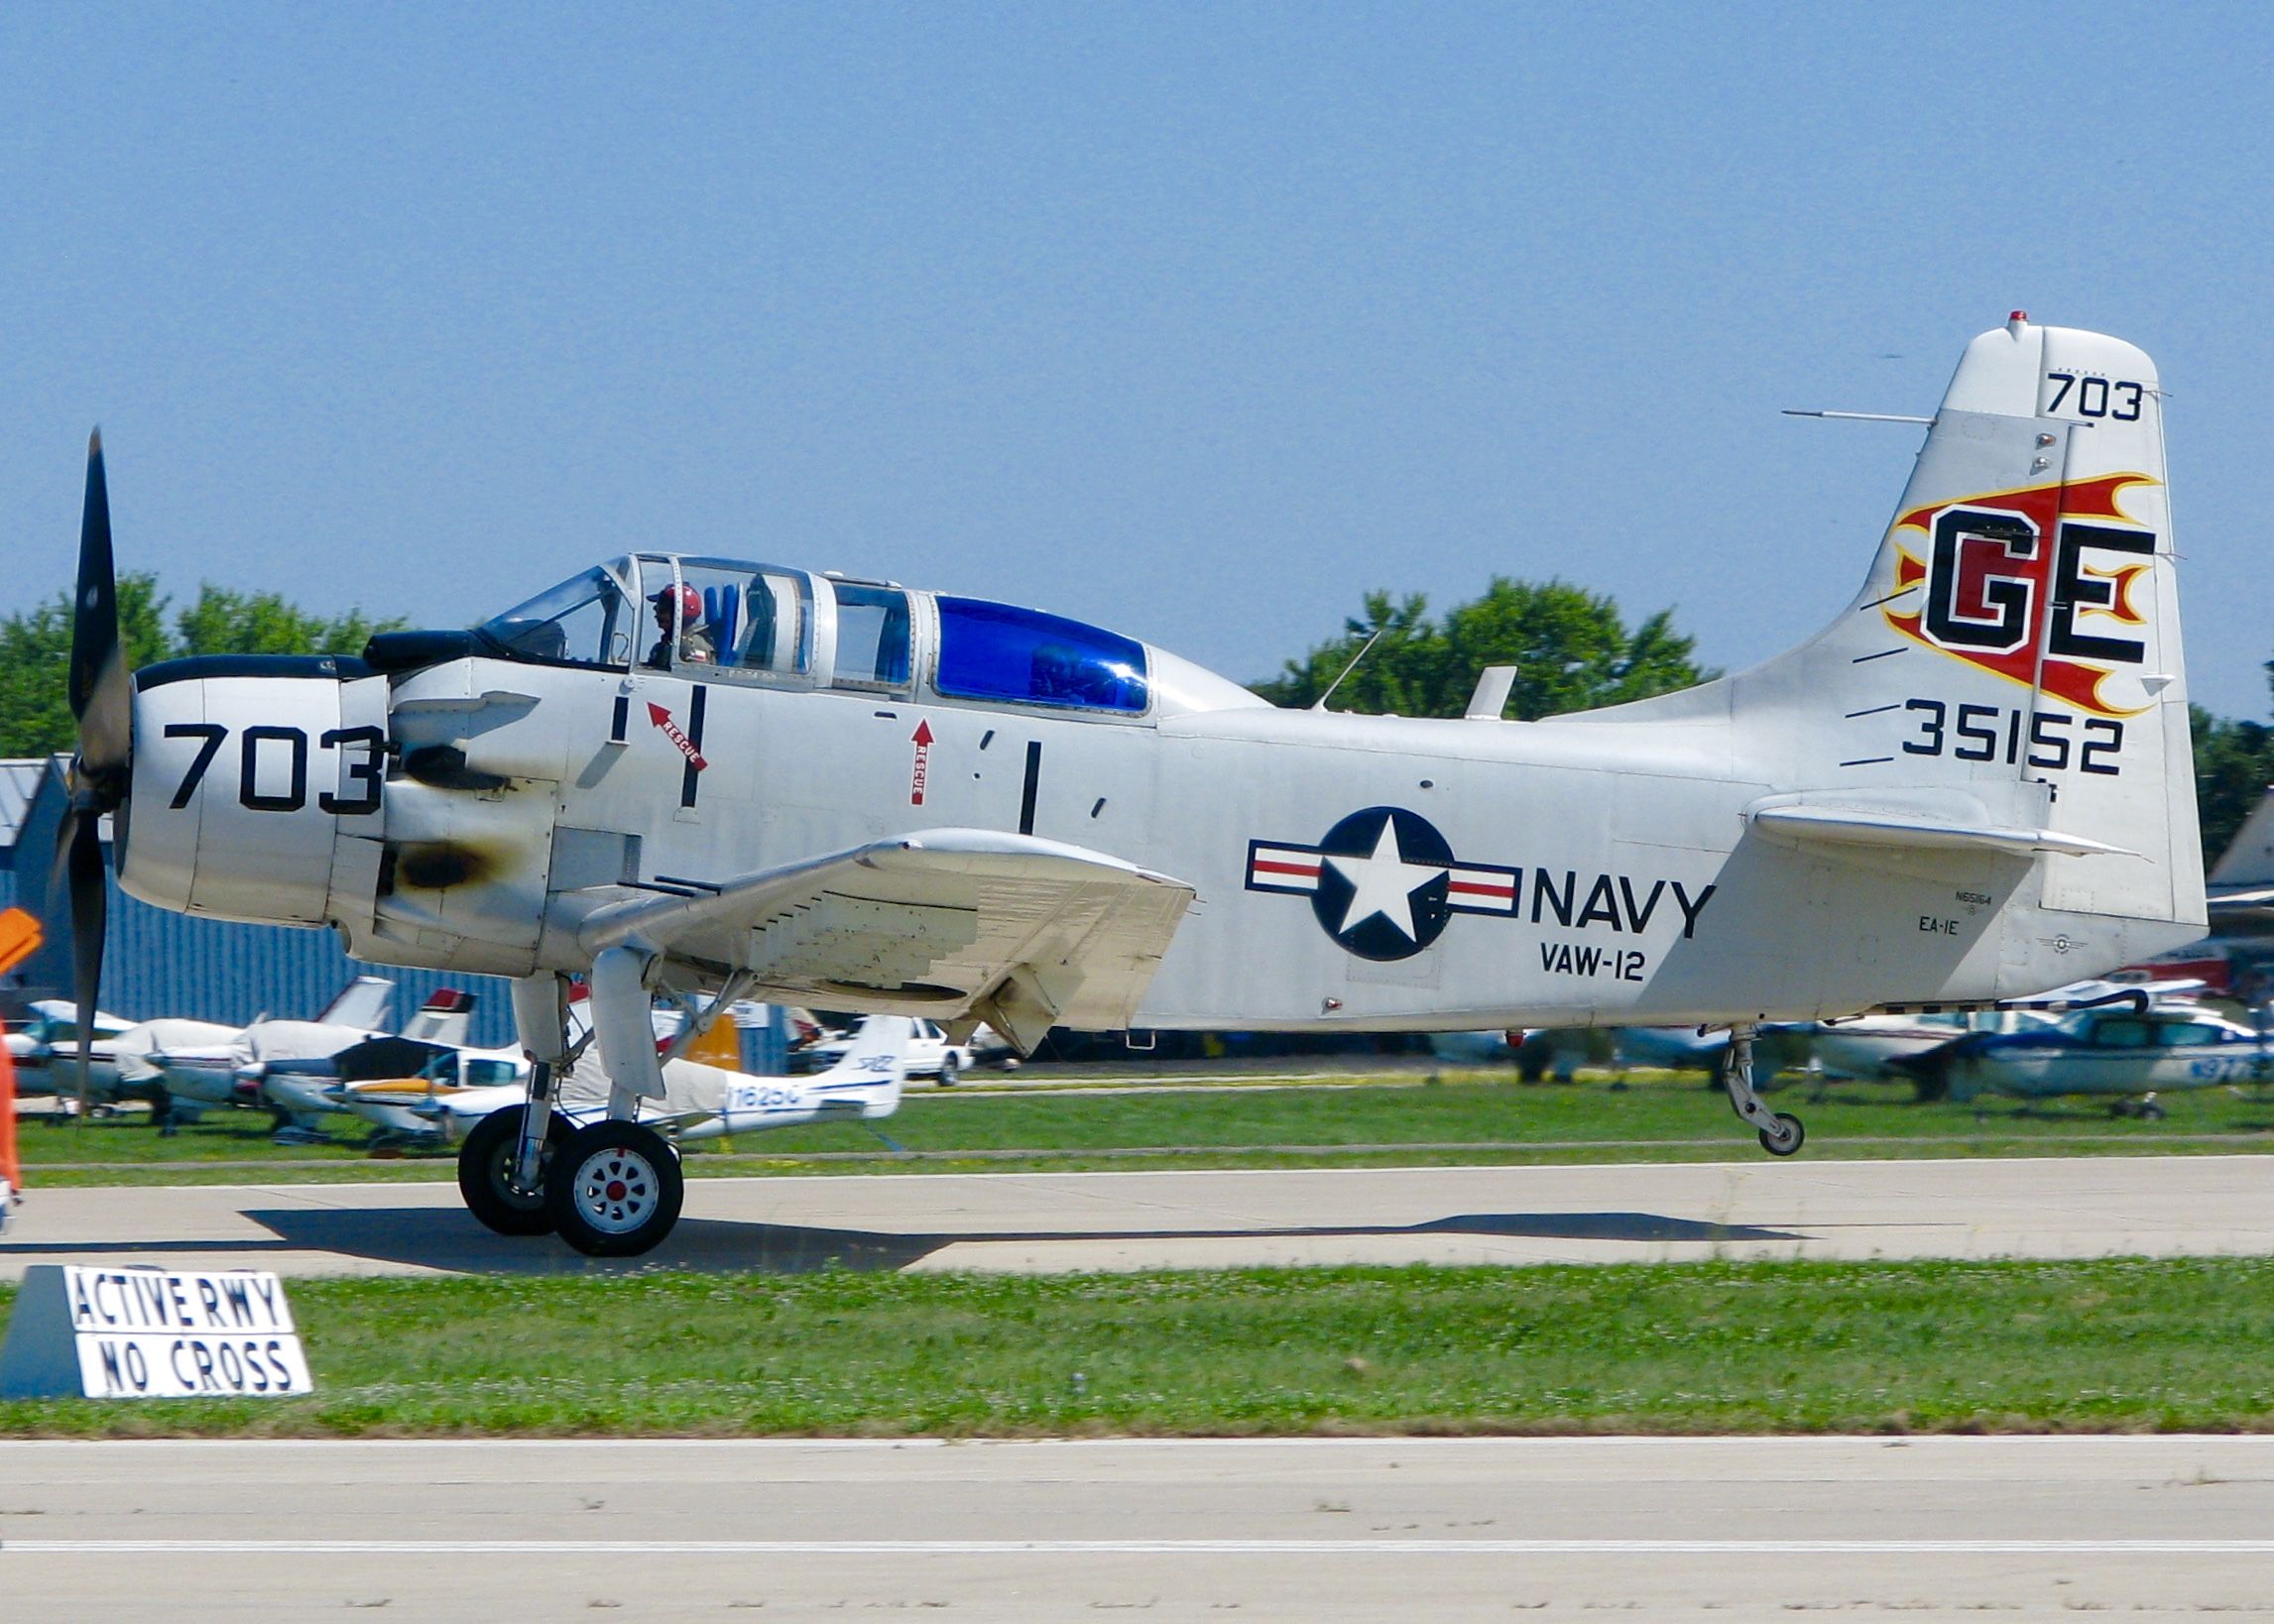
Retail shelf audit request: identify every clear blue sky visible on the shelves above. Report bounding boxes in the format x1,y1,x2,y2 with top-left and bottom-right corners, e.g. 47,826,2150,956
3,3,2268,715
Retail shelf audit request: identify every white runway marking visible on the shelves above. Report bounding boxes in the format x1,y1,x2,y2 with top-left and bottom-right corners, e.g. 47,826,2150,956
13,1441,2274,1612
10,1538,2274,1556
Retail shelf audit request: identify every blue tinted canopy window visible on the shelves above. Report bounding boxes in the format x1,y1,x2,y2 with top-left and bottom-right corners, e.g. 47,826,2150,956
934,597,1148,713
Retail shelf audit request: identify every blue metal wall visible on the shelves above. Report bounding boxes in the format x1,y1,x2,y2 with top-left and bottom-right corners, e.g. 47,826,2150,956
98,898,516,1046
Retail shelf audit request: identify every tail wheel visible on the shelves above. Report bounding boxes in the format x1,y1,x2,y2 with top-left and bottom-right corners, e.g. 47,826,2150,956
1758,1111,1805,1157
458,1105,572,1236
545,1119,684,1257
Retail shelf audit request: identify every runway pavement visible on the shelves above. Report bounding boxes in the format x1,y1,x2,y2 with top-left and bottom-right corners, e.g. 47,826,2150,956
6,1436,2274,1617
4,1153,2274,1277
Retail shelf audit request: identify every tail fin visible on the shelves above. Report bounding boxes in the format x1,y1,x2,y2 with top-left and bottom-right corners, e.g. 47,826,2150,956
316,976,394,1031
814,1016,911,1118
400,987,476,1046
2210,787,2274,889
1617,315,2204,958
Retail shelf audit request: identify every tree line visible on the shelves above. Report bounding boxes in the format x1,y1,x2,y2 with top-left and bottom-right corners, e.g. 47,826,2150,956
1,572,2266,864
0,575,403,763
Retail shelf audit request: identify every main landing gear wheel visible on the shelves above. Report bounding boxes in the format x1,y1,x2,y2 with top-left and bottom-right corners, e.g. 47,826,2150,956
938,1052,960,1088
459,1105,573,1236
1757,1111,1805,1157
545,1119,684,1257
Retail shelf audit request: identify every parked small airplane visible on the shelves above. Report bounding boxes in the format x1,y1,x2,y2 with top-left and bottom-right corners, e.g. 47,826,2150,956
105,976,404,1129
5,1000,139,1103
127,983,475,1132
329,1012,909,1154
56,315,2209,1252
12,979,402,1127
259,985,724,1140
1901,999,2271,1115
1812,1008,2055,1092
1815,975,2210,1098
228,987,480,1139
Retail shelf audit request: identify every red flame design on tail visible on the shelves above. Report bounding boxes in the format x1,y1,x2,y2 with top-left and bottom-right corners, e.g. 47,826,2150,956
1881,473,2158,718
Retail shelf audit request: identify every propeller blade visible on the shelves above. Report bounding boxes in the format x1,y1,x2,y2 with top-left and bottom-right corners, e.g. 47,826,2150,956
63,810,108,1121
61,428,134,1125
68,430,131,786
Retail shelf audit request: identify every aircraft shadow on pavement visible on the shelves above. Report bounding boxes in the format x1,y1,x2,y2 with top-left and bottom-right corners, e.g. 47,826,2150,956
177,1207,1808,1276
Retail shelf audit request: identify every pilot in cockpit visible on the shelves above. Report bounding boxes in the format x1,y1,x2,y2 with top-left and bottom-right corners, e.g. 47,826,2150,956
646,583,715,669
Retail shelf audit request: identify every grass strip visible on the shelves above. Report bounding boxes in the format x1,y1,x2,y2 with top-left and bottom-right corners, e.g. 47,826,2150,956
17,1074,2274,1187
5,1256,2274,1438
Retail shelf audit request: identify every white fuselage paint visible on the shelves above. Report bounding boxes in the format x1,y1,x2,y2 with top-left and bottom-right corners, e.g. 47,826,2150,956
114,320,2208,1036
119,636,2195,1032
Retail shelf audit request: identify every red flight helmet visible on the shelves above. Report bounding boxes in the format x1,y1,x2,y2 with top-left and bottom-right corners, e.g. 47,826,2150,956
652,583,702,622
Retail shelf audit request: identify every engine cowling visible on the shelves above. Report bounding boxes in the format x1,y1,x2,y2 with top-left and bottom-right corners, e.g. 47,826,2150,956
121,657,388,933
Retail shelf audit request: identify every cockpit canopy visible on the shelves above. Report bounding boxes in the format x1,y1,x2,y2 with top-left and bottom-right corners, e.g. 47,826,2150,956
477,557,811,677
472,554,1255,719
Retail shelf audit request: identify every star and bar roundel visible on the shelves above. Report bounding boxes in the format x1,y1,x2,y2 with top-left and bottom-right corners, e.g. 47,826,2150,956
1246,806,1519,961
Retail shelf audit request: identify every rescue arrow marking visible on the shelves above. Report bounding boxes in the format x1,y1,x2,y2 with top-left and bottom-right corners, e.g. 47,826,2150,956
646,703,707,771
909,718,933,806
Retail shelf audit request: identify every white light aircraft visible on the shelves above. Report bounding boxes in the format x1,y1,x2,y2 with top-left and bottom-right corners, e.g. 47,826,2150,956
6,1000,140,1102
55,315,2207,1253
329,1012,907,1148
227,986,479,1136
1901,1000,2269,1115
11,977,400,1125
1809,976,2203,1095
110,976,408,1129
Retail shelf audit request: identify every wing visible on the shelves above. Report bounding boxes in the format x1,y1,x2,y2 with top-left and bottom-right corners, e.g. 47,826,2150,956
573,828,1196,1052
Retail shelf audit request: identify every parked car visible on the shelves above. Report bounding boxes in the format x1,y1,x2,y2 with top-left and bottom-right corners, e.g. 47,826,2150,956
798,1017,992,1084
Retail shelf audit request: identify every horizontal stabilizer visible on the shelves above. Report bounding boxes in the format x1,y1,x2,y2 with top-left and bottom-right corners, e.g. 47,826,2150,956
1748,795,2135,860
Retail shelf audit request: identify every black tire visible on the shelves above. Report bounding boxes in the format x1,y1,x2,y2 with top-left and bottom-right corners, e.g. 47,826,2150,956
2139,1101,2167,1121
1758,1111,1805,1157
544,1119,684,1257
458,1106,572,1236
938,1052,960,1088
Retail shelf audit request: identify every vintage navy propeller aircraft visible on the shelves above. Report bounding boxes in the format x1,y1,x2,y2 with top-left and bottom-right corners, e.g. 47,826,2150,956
57,314,2207,1254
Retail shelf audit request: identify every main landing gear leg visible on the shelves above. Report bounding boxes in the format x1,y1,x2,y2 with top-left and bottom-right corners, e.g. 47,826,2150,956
1722,1023,1805,1157
542,947,684,1258
458,973,576,1236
